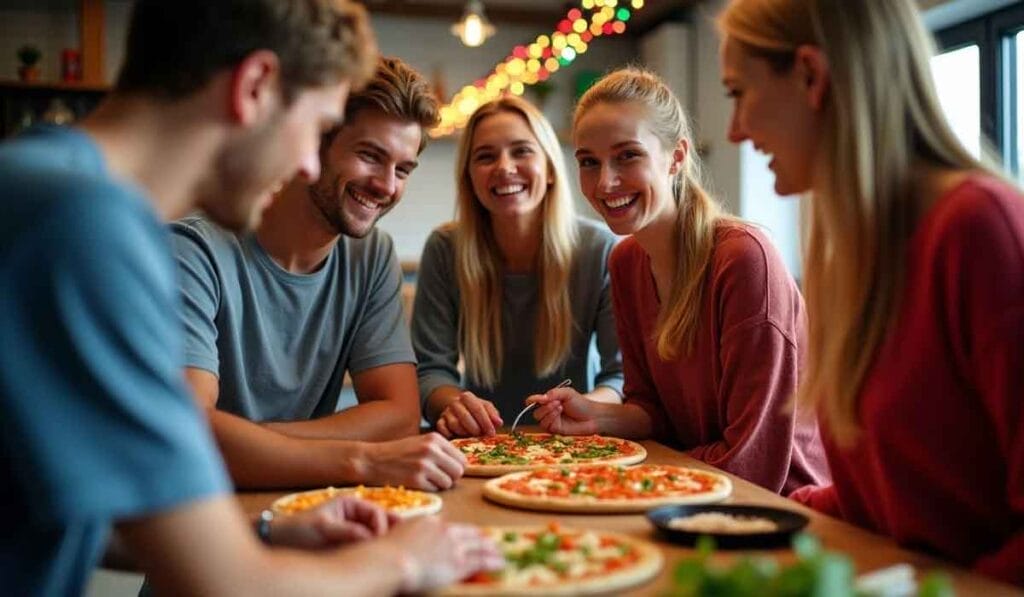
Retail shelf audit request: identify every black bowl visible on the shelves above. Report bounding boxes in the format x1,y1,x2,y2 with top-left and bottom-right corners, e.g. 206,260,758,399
646,504,809,550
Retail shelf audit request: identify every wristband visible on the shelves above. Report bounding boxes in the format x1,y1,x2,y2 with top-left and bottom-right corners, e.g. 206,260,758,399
257,509,274,544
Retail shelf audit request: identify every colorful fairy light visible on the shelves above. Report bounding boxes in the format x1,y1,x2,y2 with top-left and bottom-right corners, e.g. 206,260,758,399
431,0,645,137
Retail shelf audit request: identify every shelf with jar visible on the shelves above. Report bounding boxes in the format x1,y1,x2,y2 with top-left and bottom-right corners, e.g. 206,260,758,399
2,0,108,138
0,80,108,138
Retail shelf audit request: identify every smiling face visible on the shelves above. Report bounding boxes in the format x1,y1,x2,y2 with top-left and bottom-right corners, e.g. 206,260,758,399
467,110,551,225
573,100,682,236
308,108,422,238
720,36,821,196
202,82,349,232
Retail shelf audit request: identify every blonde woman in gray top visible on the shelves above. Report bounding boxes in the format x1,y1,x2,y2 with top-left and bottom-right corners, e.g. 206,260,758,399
412,97,624,437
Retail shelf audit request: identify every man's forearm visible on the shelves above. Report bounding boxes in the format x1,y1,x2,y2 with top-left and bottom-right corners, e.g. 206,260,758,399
209,409,367,489
264,399,420,441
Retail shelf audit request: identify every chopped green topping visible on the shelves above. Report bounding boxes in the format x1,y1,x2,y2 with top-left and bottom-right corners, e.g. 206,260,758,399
537,532,560,550
570,444,620,460
477,444,530,465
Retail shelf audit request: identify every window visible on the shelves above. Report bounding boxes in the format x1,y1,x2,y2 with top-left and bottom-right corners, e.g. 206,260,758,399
935,3,1024,181
931,45,982,158
1011,30,1023,182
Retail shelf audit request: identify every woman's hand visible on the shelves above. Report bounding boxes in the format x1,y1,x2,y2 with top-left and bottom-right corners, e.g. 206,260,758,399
528,387,600,435
268,496,397,549
436,391,503,438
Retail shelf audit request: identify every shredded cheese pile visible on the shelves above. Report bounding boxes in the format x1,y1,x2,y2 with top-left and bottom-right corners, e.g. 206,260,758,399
667,512,778,534
277,486,431,515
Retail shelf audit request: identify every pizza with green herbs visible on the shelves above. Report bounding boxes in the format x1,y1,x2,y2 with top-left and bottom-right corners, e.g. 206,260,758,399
437,524,662,596
450,433,646,477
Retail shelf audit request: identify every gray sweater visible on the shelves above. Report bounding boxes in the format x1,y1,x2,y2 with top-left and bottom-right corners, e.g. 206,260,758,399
411,217,624,423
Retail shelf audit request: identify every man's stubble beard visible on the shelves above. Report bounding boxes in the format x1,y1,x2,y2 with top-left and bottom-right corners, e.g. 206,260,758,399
308,176,383,239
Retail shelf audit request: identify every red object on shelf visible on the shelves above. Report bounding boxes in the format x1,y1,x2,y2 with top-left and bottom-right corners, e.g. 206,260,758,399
61,49,81,82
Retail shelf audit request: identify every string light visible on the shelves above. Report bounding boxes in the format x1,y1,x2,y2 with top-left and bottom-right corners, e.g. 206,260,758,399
431,0,644,137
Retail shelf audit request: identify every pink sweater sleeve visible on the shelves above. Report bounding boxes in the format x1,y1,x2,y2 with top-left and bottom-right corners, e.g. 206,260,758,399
789,484,841,517
686,318,802,493
683,231,807,493
608,243,670,438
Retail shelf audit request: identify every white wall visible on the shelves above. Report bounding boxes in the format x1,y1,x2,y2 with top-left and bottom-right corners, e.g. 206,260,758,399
685,0,803,278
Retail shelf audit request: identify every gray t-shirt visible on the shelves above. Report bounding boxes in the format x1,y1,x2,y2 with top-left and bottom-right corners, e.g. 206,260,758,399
412,217,624,423
173,217,415,421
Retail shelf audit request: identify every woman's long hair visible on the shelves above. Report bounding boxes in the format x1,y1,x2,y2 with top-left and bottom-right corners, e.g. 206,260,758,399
718,0,994,444
574,68,735,360
451,97,577,388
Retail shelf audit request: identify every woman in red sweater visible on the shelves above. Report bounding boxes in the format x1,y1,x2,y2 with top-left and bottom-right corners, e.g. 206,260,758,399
529,68,828,495
718,0,1024,586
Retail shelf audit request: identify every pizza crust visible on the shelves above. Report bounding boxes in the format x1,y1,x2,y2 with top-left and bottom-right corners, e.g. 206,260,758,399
271,487,443,519
436,526,663,596
453,434,648,477
482,466,732,513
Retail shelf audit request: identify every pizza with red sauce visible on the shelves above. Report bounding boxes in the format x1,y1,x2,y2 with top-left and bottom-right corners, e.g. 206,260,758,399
482,464,732,513
438,524,662,596
450,433,646,477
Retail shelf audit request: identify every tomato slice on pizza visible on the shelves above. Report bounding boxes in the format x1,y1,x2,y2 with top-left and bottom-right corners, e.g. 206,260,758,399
450,433,647,476
482,464,732,513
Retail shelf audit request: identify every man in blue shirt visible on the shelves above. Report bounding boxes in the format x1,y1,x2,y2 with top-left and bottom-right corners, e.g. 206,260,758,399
0,1,498,595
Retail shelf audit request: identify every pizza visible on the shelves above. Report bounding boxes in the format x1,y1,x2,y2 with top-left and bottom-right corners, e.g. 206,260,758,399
271,485,442,519
451,433,647,477
438,524,662,596
482,464,732,513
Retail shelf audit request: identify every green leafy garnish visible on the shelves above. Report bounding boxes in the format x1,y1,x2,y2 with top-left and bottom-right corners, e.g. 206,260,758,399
662,534,955,597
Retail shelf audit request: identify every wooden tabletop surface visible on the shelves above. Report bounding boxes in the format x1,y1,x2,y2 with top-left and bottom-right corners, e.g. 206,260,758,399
236,437,1020,596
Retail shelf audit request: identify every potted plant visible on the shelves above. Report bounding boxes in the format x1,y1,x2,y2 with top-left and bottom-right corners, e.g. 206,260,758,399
17,45,42,82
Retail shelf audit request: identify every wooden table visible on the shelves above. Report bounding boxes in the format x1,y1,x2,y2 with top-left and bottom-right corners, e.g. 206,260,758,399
237,439,1020,596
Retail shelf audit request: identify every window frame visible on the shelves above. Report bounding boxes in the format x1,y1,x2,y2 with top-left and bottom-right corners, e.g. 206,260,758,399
935,3,1024,174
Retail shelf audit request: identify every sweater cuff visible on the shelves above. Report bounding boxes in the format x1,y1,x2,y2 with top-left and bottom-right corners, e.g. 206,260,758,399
788,484,840,516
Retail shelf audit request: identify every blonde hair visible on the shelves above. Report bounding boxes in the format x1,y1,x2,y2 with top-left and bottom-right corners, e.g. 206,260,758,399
574,68,735,360
451,97,578,388
718,0,995,443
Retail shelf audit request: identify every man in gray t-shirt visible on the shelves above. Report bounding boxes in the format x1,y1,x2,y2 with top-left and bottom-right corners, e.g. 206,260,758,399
175,57,466,491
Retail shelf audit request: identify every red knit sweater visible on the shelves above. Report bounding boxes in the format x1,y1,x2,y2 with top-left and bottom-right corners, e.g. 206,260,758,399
610,225,829,495
790,176,1024,586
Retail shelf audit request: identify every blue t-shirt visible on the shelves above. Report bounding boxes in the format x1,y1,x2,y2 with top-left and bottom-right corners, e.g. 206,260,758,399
0,126,230,596
173,217,415,421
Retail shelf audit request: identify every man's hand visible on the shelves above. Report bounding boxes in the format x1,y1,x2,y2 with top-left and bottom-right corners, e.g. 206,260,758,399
382,517,504,593
528,387,600,435
435,391,503,438
268,496,397,549
360,433,466,491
